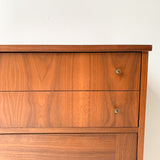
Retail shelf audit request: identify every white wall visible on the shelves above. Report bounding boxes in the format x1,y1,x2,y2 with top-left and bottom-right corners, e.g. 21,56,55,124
0,0,160,159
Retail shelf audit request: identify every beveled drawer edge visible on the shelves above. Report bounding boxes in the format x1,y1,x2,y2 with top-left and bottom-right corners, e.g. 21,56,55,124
0,127,138,134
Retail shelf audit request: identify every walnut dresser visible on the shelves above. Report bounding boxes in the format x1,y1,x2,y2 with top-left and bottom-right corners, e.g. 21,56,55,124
0,45,152,160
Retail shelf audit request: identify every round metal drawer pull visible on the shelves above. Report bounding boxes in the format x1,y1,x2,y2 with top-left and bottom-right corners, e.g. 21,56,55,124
115,68,121,75
114,108,120,114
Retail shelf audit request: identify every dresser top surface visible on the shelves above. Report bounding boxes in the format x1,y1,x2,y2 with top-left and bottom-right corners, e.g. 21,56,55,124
0,45,152,52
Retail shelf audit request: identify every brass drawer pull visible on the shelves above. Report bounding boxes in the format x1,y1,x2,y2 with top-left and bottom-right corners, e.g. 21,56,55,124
114,108,120,114
115,68,121,75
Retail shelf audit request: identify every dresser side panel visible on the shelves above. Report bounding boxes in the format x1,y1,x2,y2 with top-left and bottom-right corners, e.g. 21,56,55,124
138,52,148,160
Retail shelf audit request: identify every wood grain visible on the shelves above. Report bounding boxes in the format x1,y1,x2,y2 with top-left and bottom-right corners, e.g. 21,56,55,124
0,134,137,160
137,52,148,160
0,91,139,128
0,45,152,52
0,127,138,134
0,46,152,160
116,134,137,160
0,52,141,90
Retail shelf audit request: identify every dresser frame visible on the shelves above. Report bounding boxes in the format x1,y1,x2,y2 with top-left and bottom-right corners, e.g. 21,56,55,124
0,45,152,160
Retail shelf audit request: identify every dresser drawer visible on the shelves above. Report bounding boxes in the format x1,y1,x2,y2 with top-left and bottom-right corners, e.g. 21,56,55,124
0,134,137,160
0,91,139,128
0,52,141,91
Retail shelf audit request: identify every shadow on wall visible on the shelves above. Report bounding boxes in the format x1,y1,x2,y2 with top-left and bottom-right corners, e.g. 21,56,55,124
144,86,160,160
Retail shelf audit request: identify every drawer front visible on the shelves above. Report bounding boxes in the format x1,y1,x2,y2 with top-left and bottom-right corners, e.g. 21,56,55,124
0,53,141,91
0,92,139,128
0,134,137,160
